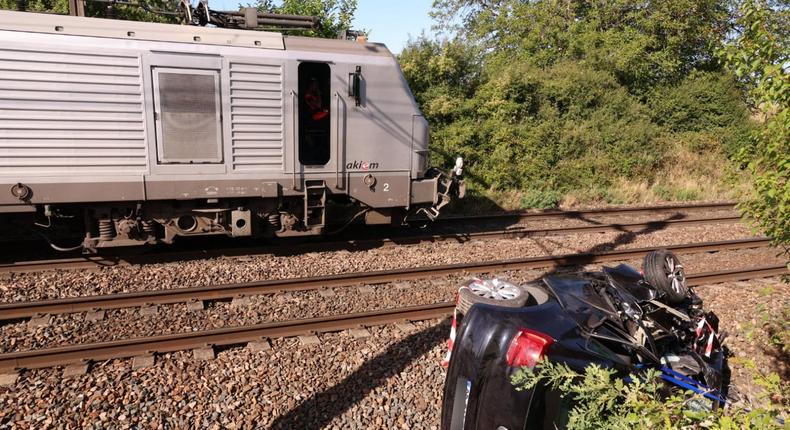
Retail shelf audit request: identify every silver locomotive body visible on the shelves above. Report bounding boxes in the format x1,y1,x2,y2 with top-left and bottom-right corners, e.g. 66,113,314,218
0,10,461,249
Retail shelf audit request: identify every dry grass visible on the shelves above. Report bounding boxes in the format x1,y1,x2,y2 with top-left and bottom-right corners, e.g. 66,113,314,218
447,141,752,213
561,138,752,208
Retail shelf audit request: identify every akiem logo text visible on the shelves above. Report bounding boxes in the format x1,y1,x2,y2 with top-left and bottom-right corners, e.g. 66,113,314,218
346,160,380,170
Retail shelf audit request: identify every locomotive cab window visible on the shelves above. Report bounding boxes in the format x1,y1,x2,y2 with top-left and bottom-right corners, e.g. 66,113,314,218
298,62,331,166
152,68,223,164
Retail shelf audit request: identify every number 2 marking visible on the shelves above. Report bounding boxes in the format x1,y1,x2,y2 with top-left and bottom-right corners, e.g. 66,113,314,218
383,183,390,192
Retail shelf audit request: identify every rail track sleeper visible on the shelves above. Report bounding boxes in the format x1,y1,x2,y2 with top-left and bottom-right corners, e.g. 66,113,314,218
131,354,155,370
231,296,251,307
84,309,105,321
0,238,773,322
192,347,215,361
248,339,271,352
0,372,18,387
297,335,321,345
27,315,51,329
139,305,158,316
185,300,204,312
396,322,417,332
62,363,88,377
317,288,336,298
349,328,371,339
3,265,787,374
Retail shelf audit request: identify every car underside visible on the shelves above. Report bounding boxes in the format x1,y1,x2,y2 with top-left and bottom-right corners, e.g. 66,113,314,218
441,250,728,430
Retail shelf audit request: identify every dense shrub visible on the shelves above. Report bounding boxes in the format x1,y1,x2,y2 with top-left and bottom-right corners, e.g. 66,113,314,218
511,360,789,429
720,0,789,251
401,1,757,209
402,44,749,204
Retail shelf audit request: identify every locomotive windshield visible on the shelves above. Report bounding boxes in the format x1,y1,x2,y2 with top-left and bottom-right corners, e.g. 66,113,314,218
298,62,331,166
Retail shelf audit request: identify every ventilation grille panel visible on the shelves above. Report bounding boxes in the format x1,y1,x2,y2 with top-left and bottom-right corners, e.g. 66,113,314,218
0,47,146,176
228,61,284,172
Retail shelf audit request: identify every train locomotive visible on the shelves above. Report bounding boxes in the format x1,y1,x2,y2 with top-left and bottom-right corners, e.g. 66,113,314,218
0,10,464,251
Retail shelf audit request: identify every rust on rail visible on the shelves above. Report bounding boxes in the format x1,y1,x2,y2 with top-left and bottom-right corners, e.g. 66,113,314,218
0,302,455,372
0,237,772,321
0,263,787,373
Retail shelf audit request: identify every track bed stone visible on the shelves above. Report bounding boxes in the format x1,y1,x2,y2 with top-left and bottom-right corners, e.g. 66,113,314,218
1,277,788,428
1,222,755,303
1,246,784,354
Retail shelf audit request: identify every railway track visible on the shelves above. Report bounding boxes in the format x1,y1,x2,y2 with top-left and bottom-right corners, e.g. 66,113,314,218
0,262,785,373
0,237,773,321
434,201,736,224
0,202,739,274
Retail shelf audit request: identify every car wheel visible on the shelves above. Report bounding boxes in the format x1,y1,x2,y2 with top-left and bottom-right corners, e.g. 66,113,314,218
643,249,688,303
456,278,529,314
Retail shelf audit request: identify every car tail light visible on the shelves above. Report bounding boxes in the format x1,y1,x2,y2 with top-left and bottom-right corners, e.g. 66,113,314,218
505,328,553,368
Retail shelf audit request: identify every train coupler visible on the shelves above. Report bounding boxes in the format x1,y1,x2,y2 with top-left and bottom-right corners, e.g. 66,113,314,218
416,157,465,221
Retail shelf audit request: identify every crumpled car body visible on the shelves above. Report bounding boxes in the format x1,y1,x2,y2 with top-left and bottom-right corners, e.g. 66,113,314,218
440,264,726,430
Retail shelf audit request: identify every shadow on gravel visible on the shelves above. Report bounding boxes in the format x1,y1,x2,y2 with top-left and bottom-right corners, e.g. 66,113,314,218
269,212,688,428
268,320,449,429
762,323,790,380
526,212,688,273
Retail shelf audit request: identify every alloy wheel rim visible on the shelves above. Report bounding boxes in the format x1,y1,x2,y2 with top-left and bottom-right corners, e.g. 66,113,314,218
665,256,686,294
469,279,521,300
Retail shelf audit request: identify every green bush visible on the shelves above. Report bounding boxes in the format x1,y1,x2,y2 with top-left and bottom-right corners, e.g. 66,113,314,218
511,360,789,430
648,71,755,157
401,1,758,209
520,189,562,209
720,0,789,250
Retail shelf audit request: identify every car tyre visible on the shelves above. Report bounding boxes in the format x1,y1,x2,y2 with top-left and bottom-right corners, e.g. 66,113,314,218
456,278,529,314
643,249,688,303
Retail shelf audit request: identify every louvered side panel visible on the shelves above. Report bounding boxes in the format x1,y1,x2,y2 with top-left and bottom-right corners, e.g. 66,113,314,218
229,61,284,172
0,47,147,176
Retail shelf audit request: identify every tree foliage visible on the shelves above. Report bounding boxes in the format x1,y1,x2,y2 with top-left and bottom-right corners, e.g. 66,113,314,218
720,0,790,251
1,0,183,23
402,1,754,207
0,0,67,13
1,0,356,35
432,0,730,93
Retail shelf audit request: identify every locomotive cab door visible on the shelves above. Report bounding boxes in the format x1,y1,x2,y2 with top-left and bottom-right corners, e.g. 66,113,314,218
292,61,345,190
297,62,331,167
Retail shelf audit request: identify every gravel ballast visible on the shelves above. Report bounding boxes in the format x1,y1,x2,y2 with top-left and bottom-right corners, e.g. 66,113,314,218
1,276,788,429
1,222,755,303
0,246,784,354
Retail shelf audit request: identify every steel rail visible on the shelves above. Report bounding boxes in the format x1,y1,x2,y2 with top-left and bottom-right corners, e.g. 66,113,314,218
687,264,789,285
0,263,786,372
412,215,741,240
0,212,742,274
0,302,455,373
0,237,772,321
434,201,736,223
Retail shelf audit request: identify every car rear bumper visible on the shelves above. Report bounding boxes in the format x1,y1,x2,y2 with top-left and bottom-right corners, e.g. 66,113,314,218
441,306,536,430
441,299,596,430
441,301,622,430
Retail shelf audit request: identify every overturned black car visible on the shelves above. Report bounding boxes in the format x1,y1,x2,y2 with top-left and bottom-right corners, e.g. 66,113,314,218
441,250,727,430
